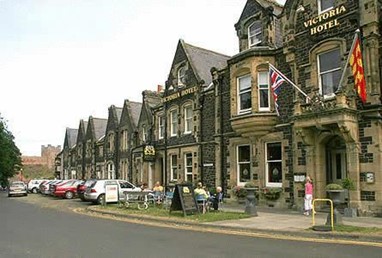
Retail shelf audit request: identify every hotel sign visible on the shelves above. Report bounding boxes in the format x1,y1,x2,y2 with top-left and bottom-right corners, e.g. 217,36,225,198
162,86,198,103
143,145,156,162
304,5,346,35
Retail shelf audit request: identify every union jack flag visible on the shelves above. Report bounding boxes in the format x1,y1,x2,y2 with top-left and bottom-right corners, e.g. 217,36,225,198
269,67,286,116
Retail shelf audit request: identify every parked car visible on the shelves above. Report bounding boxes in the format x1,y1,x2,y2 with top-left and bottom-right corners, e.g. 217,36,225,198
77,179,96,201
8,181,28,197
28,179,46,193
84,179,140,204
40,180,60,195
52,180,83,199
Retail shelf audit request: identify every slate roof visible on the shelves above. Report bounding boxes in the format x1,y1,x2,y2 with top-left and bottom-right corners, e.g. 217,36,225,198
92,118,108,141
238,0,283,23
182,40,230,86
130,101,143,126
66,128,78,148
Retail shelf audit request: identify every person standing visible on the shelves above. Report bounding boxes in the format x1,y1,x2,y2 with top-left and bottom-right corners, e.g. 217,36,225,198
304,176,313,216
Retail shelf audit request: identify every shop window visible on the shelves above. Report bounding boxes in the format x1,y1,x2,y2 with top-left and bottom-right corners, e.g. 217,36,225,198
170,109,178,137
170,154,178,181
266,142,282,187
158,116,164,139
318,48,341,98
318,0,334,14
237,74,252,114
237,145,251,183
248,21,262,47
258,71,270,111
184,153,193,183
184,105,193,134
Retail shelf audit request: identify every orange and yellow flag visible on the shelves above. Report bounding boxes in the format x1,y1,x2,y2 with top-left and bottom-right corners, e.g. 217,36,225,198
349,36,367,103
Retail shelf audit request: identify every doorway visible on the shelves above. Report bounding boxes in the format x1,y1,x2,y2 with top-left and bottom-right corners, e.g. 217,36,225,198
326,136,347,183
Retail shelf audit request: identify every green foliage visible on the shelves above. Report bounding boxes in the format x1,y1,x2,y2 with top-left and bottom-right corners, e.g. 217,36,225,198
326,183,344,190
341,177,356,190
261,187,282,200
232,185,247,198
0,115,22,187
22,164,54,180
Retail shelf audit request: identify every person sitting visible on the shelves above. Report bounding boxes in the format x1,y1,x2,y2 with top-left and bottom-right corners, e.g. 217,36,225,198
194,182,209,213
210,186,223,211
194,182,208,199
152,181,164,204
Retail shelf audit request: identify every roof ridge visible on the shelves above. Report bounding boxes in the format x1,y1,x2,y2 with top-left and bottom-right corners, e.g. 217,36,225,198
183,40,231,59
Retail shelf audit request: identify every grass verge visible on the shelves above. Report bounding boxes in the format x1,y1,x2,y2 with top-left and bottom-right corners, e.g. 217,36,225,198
95,204,250,223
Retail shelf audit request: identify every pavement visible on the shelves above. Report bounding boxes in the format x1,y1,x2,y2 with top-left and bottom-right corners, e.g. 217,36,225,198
85,200,382,245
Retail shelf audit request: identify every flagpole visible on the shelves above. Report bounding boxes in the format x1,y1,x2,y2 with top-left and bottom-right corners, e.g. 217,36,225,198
336,29,360,93
268,62,310,101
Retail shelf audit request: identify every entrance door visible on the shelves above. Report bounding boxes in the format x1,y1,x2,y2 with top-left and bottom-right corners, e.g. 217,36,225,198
326,137,347,183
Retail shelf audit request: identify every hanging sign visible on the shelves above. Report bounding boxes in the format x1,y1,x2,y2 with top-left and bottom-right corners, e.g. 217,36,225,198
143,145,156,162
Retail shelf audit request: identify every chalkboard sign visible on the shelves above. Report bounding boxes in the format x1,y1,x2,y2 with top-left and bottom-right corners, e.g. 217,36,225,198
170,184,199,216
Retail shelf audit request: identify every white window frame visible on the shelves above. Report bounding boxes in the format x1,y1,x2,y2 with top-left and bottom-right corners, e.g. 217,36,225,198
170,154,178,181
142,125,146,142
237,74,252,114
158,116,164,139
237,145,251,185
184,153,193,183
248,21,262,47
265,142,282,187
178,66,186,86
317,48,341,99
184,105,193,134
258,71,270,111
170,109,178,137
318,0,334,14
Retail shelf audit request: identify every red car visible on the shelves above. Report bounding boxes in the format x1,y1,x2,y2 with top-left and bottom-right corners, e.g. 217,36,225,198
52,180,83,199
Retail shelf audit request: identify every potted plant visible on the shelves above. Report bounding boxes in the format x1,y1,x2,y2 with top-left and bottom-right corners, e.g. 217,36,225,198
341,177,357,217
232,185,247,203
325,182,344,224
261,187,282,201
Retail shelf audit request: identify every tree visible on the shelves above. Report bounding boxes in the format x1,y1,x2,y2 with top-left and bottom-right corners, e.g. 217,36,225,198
0,115,22,187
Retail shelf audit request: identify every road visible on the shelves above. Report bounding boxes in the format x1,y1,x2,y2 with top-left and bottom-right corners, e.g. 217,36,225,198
0,192,381,258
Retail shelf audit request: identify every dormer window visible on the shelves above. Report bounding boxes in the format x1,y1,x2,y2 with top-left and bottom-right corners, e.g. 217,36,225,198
318,0,334,14
178,66,186,86
248,21,262,47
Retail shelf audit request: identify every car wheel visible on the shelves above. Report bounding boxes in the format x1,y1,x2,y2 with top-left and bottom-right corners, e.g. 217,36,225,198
65,191,74,199
32,188,38,194
24,193,28,196
97,194,105,205
8,194,11,197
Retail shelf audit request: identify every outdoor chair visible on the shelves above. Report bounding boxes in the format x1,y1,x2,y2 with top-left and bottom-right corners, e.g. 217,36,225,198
196,194,208,214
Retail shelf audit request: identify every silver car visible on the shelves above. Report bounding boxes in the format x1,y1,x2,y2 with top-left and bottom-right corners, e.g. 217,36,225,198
8,181,28,197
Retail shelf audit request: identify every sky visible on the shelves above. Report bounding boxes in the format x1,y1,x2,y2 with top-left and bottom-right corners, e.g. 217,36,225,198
0,0,286,156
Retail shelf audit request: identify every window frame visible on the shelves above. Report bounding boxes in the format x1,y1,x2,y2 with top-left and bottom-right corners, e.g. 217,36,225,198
178,66,186,86
258,71,270,111
237,145,251,184
170,154,178,181
184,104,193,134
248,21,262,47
237,74,252,114
158,115,164,139
170,109,178,137
265,142,282,187
318,0,334,14
184,153,193,183
142,125,146,142
317,48,341,99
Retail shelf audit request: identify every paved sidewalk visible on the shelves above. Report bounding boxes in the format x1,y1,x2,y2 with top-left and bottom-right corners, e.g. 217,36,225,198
209,202,382,232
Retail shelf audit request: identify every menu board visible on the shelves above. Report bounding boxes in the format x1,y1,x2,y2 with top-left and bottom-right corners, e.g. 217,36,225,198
170,184,199,216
